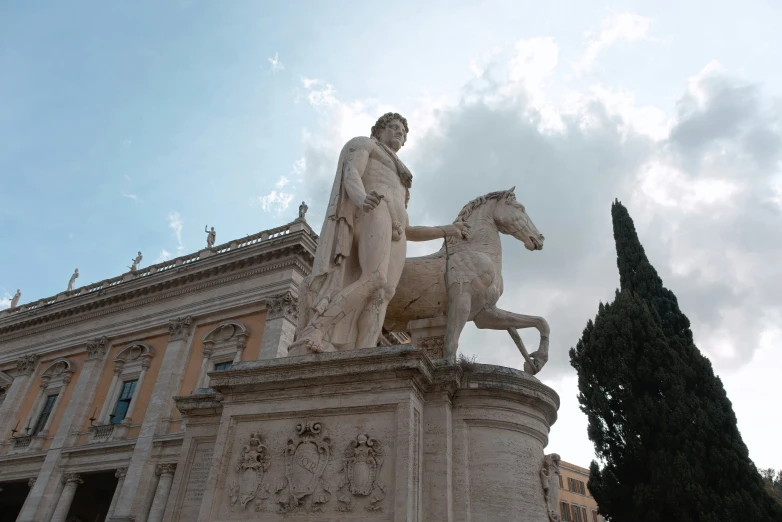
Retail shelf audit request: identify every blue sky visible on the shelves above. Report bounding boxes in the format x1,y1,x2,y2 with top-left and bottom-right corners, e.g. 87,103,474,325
2,1,782,469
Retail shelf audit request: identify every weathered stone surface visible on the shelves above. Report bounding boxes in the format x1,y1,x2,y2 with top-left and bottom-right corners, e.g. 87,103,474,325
171,345,559,521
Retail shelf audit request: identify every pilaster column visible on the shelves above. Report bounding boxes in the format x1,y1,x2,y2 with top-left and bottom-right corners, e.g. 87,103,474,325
108,316,194,522
50,473,83,522
0,355,38,442
258,292,299,359
122,359,149,423
146,463,177,522
195,348,213,389
107,467,127,517
99,363,123,424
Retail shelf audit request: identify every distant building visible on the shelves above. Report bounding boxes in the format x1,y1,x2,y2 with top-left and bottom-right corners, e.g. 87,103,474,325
0,219,317,522
558,460,604,522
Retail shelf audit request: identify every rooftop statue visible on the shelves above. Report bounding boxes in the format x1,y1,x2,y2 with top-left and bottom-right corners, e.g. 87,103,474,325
129,251,143,271
11,289,21,308
205,226,216,248
67,268,79,292
297,201,308,221
289,113,470,356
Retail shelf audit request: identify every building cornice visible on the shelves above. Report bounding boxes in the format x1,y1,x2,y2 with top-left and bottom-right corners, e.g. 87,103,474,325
0,223,317,341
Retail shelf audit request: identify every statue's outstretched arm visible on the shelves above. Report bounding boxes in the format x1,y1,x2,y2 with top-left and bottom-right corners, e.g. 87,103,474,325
405,223,471,242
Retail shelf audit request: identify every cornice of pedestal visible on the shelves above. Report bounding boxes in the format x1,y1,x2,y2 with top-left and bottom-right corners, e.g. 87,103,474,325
0,221,318,343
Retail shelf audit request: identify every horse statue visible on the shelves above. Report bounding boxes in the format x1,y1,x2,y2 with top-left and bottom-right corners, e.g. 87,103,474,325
383,187,550,372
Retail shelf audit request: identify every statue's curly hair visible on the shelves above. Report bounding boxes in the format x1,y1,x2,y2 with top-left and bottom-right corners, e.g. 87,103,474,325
371,112,409,140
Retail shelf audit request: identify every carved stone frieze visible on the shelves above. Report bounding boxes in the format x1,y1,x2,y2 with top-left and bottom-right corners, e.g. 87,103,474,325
15,354,39,376
168,316,194,342
86,336,109,360
541,453,561,522
415,335,445,359
276,421,332,514
336,434,386,512
266,292,299,323
230,430,271,511
155,463,177,477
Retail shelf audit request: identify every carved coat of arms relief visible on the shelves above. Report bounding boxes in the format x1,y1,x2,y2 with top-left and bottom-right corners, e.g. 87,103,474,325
336,434,386,512
229,430,271,511
276,421,333,513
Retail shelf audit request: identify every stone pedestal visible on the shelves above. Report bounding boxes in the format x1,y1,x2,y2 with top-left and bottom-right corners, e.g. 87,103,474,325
407,317,448,359
169,346,559,522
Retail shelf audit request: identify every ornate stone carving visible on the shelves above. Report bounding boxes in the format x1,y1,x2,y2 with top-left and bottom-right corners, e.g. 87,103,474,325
276,421,332,513
541,453,561,522
168,315,194,342
230,430,270,511
62,473,83,485
266,292,298,323
28,477,36,487
40,358,75,386
15,354,39,376
86,336,109,360
115,467,128,480
155,463,177,477
416,336,445,359
336,434,386,512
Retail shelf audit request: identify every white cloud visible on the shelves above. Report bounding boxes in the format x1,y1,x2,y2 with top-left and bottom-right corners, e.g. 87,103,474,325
0,291,10,310
275,176,290,189
156,249,172,262
168,211,184,251
268,52,284,72
576,13,653,73
122,193,138,201
259,190,294,213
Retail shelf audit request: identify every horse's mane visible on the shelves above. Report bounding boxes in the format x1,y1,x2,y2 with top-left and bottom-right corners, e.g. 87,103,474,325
454,189,515,223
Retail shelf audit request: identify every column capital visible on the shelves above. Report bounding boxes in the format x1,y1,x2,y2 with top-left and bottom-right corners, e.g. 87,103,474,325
86,336,110,360
15,354,39,376
62,473,83,485
155,462,177,477
168,316,194,342
28,477,36,487
115,467,128,480
266,291,299,322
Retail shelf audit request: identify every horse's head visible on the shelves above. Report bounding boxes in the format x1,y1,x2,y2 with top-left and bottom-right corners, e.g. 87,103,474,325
494,187,545,251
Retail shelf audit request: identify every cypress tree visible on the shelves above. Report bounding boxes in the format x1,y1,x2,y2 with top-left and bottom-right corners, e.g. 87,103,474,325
569,200,782,521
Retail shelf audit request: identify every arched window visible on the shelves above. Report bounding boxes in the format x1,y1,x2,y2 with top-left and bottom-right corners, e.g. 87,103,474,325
196,321,249,389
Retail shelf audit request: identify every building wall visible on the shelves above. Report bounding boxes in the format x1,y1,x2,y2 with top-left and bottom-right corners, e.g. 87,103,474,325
558,460,603,522
0,219,315,522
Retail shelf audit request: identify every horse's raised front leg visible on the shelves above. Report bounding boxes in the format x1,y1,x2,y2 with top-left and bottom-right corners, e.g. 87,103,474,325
444,285,472,364
473,306,550,371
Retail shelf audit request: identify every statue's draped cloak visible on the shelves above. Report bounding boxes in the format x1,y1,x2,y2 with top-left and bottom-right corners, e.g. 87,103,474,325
297,137,412,347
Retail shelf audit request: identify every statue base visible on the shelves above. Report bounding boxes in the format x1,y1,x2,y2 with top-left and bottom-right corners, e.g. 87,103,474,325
170,346,559,521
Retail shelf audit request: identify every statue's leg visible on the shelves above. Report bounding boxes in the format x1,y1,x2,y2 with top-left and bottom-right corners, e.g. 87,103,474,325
473,306,550,369
444,284,472,363
355,232,406,348
291,208,393,353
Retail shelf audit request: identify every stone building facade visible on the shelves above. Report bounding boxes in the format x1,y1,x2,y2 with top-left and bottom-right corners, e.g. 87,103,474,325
557,460,604,522
0,219,317,522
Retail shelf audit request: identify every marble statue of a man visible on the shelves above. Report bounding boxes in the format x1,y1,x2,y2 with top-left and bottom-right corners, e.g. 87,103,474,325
289,113,470,355
67,268,79,292
205,226,216,248
298,201,308,220
11,289,21,308
130,251,143,271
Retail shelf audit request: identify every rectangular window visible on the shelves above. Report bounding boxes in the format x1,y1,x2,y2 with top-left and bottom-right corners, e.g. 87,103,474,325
579,480,586,495
213,361,233,371
32,394,58,434
110,380,137,424
592,509,599,522
568,477,574,491
582,506,588,522
572,504,580,522
560,501,570,521
558,473,564,488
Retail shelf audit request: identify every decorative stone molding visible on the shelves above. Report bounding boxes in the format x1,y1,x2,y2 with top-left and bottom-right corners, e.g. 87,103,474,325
541,453,562,522
266,292,298,323
230,430,271,511
155,462,177,477
115,467,128,480
168,316,194,342
86,336,110,360
336,434,386,512
0,370,12,391
62,473,83,485
15,354,39,376
276,421,332,514
197,321,250,389
28,477,36,488
416,336,445,359
40,358,76,387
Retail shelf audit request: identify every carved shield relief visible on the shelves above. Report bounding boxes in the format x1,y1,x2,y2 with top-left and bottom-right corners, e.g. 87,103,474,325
284,422,331,501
